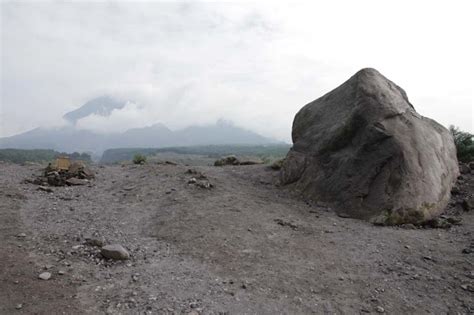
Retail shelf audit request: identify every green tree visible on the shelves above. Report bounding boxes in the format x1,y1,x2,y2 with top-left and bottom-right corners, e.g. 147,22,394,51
449,125,474,163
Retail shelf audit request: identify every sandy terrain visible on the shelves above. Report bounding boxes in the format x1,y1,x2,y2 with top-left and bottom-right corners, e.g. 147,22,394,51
0,161,473,314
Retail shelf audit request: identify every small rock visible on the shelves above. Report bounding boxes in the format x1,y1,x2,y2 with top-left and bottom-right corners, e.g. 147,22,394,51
462,197,474,211
37,186,53,193
58,270,65,275
460,283,474,292
38,272,51,280
462,248,473,254
214,155,239,166
16,233,27,238
376,306,385,313
15,304,23,310
459,163,471,174
196,181,213,189
446,217,462,225
188,178,197,184
451,186,461,195
101,244,130,260
66,178,88,186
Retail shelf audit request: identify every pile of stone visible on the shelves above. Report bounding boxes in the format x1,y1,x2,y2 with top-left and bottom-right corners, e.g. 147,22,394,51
33,161,95,187
186,169,214,189
214,155,264,166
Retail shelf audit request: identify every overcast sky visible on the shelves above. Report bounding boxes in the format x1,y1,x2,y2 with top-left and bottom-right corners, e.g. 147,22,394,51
1,0,473,141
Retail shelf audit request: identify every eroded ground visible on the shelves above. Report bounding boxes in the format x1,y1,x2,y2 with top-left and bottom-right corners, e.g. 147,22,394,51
0,161,473,314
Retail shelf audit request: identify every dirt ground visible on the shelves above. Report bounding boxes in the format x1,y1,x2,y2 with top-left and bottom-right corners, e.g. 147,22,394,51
0,161,473,314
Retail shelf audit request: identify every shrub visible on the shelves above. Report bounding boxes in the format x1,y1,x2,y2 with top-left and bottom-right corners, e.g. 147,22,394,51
449,125,474,163
132,154,147,165
270,158,285,170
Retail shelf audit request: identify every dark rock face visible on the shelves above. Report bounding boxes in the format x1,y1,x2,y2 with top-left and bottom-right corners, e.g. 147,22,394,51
281,68,459,224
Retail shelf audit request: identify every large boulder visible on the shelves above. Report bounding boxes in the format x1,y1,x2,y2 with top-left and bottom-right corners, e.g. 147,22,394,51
281,68,459,225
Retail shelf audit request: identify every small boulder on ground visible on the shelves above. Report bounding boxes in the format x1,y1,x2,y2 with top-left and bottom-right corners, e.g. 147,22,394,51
214,155,239,166
238,157,264,165
101,244,130,260
38,272,51,280
68,161,95,179
214,155,263,166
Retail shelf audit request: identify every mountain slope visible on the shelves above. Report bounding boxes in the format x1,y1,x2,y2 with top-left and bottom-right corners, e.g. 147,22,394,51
0,122,278,154
63,96,127,124
0,96,279,154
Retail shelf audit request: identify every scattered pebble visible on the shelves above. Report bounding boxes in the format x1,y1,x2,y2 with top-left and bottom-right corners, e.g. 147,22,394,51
38,272,51,280
461,283,474,292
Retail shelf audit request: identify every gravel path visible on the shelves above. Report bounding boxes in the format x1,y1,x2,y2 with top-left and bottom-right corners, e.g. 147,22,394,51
0,162,473,314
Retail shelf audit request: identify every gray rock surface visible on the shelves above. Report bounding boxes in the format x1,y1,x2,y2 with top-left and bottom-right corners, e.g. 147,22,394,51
281,68,459,224
101,244,130,260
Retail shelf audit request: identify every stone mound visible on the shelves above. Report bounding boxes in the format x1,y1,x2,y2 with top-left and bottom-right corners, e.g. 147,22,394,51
281,68,459,225
32,161,95,187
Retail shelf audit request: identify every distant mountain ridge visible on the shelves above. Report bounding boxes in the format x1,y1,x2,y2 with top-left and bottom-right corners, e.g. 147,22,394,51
0,96,280,155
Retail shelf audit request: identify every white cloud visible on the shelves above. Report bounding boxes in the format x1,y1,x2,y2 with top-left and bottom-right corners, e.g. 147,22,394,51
75,101,153,134
1,0,473,141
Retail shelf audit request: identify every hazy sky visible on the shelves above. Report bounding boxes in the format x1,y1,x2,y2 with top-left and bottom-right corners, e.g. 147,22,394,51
1,0,473,141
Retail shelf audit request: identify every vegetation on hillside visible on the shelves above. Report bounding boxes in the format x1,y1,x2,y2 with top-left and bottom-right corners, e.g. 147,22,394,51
449,126,474,163
0,149,92,164
101,144,291,164
132,154,147,165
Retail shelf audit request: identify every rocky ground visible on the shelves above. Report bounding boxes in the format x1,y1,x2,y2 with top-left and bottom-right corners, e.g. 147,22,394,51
0,161,473,314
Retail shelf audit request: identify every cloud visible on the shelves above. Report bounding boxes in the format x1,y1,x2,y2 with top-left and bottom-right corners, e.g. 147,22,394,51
75,101,153,134
1,0,473,141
